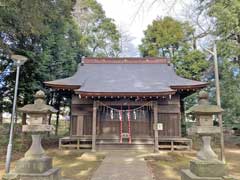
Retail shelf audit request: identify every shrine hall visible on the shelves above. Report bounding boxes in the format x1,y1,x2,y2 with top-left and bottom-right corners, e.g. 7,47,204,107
45,57,207,151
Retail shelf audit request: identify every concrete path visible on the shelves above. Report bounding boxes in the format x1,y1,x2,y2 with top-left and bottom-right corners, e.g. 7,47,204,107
91,151,153,180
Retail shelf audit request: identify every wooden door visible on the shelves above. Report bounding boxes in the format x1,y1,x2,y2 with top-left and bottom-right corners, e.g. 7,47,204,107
83,114,92,135
124,110,152,138
98,108,152,138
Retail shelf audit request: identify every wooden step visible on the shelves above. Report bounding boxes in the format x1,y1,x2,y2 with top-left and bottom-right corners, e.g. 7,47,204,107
97,141,154,145
97,139,154,145
96,144,153,150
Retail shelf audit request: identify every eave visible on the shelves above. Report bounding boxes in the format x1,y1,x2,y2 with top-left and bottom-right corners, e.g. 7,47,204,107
171,83,208,91
44,82,80,90
77,91,176,98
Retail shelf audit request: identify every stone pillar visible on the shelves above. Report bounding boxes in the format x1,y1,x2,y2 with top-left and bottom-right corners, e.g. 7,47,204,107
24,135,45,158
197,136,218,161
153,101,159,153
92,101,97,152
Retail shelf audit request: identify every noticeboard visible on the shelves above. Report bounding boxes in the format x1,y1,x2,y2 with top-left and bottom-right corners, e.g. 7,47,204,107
157,123,163,130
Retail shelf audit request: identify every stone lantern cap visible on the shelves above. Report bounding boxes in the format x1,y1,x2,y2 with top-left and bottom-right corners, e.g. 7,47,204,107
18,90,57,114
188,91,223,115
18,90,57,132
187,91,222,135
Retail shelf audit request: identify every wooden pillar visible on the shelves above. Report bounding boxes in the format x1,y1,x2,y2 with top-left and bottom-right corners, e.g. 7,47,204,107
180,98,184,137
153,101,159,153
92,101,97,152
97,107,101,135
69,93,73,136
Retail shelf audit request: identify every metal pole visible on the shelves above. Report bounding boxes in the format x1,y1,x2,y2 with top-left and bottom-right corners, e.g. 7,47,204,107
213,42,225,163
5,64,21,173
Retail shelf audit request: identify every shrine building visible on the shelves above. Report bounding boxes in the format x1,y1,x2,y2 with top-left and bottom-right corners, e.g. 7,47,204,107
45,57,207,151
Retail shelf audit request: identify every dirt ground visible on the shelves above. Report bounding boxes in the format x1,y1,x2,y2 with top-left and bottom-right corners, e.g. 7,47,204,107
0,136,240,180
0,149,105,180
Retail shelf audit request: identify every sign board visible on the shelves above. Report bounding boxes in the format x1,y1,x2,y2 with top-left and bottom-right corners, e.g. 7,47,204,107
157,123,163,130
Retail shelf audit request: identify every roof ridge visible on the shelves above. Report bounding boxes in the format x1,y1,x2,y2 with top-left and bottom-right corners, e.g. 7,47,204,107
83,57,170,64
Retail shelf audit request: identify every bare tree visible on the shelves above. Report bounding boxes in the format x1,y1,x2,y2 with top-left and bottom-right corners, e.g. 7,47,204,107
181,1,215,49
128,0,178,24
118,26,139,57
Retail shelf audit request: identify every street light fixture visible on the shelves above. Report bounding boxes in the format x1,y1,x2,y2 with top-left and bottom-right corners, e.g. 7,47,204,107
202,41,225,163
5,54,28,173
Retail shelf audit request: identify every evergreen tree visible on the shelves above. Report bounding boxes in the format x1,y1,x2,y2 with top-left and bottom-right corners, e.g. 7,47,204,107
139,16,209,81
198,0,240,128
0,0,83,120
73,0,121,57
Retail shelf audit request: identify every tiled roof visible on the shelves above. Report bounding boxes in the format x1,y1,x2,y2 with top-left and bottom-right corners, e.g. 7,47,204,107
45,57,207,96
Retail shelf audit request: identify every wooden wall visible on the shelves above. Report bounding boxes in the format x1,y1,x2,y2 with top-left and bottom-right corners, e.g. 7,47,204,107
71,95,93,136
70,94,181,138
157,95,181,137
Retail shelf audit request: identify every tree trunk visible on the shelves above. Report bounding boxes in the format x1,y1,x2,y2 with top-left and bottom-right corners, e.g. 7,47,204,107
55,94,61,136
55,108,60,136
0,112,3,124
47,91,54,136
180,98,186,136
69,93,72,134
193,38,197,50
237,35,240,65
22,113,27,125
0,102,3,124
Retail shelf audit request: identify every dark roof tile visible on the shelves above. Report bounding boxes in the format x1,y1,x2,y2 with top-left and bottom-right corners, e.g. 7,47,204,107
45,58,207,95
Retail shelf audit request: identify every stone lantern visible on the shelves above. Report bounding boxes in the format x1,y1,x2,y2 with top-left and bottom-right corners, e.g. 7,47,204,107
181,91,236,180
187,91,223,160
5,90,62,180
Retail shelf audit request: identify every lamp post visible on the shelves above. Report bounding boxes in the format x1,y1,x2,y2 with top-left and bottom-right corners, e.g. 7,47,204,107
5,55,28,173
202,41,225,163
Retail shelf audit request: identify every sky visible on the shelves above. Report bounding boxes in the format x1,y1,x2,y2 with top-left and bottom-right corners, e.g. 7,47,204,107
97,0,191,47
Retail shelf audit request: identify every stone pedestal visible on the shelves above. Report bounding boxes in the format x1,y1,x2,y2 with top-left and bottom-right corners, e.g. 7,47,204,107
190,160,227,177
15,156,53,174
12,168,61,180
181,159,227,180
2,174,19,180
4,135,61,180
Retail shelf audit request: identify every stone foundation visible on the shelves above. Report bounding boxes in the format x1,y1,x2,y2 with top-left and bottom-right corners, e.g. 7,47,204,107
15,156,52,174
181,169,222,180
14,167,61,180
190,160,227,177
181,159,237,180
